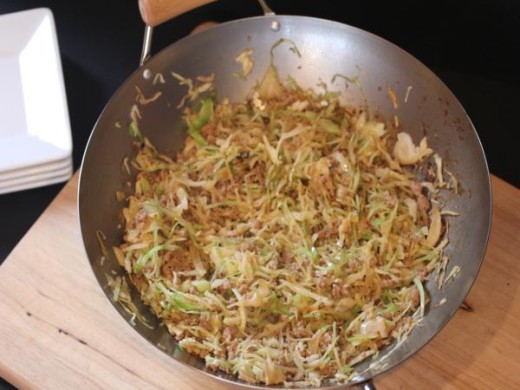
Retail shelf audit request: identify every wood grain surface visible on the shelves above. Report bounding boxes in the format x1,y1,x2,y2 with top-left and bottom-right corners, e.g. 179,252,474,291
0,173,519,389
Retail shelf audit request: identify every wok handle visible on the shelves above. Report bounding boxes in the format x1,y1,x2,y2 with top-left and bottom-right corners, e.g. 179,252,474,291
138,0,217,27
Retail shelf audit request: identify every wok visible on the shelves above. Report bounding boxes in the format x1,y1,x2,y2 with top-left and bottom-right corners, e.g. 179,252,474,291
78,0,492,388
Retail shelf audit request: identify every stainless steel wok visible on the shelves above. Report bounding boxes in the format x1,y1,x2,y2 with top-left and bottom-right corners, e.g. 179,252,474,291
78,0,492,388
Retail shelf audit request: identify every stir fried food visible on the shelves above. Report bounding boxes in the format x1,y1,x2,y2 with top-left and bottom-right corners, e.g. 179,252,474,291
114,61,456,386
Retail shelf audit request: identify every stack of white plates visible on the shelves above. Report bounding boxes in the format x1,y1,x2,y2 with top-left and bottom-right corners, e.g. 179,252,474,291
0,8,72,195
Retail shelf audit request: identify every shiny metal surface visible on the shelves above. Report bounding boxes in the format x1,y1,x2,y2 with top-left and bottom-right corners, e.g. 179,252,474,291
78,15,492,388
139,24,154,66
257,0,275,16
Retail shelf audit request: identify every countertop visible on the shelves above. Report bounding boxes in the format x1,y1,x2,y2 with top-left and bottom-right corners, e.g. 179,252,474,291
0,173,519,390
1,1,519,389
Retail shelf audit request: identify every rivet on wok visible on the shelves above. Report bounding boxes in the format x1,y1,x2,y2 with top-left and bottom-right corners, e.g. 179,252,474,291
271,20,281,31
143,68,152,80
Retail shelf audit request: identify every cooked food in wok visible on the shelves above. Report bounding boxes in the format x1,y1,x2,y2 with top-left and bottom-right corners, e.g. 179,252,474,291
112,54,458,386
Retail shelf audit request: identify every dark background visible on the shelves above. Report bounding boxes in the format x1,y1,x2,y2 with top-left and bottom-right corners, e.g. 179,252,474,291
0,1,519,388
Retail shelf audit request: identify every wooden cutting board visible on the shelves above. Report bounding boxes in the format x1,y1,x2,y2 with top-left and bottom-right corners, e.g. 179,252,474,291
0,173,519,390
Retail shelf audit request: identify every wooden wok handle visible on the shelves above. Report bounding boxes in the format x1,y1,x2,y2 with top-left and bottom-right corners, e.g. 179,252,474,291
138,0,217,27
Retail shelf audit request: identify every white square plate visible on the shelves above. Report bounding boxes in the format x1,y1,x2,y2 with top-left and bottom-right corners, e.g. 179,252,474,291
0,155,72,183
0,162,72,190
0,8,72,172
0,169,72,195
0,156,73,182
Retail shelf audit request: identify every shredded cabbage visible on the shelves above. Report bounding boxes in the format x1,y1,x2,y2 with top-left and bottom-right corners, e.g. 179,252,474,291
114,55,458,386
